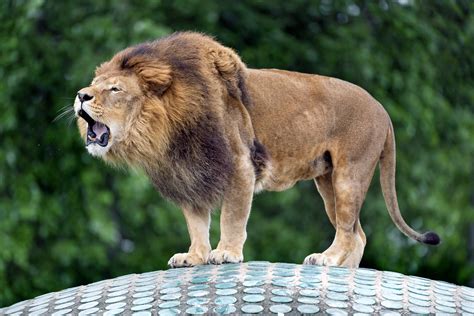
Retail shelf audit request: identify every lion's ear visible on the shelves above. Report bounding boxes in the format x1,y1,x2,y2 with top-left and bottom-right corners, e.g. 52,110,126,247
137,63,172,96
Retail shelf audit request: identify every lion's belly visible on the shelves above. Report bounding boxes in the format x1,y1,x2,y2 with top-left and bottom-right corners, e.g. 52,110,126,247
256,151,331,192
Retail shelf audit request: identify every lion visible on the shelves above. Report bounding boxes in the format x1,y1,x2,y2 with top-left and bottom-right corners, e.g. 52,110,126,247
74,32,439,268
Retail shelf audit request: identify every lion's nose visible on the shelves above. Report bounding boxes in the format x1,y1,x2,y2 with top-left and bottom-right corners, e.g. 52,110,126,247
78,92,94,102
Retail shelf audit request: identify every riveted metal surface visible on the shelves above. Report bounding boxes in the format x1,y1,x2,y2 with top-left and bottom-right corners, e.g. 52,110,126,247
1,261,473,315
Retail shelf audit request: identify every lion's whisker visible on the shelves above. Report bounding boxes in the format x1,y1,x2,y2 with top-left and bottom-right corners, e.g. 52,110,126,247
53,107,75,123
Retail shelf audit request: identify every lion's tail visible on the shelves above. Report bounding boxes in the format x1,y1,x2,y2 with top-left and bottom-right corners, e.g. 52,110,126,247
379,121,440,245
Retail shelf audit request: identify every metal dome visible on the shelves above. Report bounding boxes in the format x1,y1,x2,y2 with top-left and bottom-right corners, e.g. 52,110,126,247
1,261,473,315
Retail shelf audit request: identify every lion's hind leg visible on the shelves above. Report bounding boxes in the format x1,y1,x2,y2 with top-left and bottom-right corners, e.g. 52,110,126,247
304,157,373,268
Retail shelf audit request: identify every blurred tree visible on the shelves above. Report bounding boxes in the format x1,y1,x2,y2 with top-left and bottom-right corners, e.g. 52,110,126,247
0,0,473,306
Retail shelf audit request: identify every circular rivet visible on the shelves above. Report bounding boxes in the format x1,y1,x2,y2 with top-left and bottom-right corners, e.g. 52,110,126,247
83,285,105,293
78,308,100,315
326,308,348,315
354,287,376,296
132,291,154,298
29,300,50,308
435,305,457,313
29,308,49,316
54,302,75,310
408,291,431,301
299,282,320,289
436,299,456,308
274,270,295,277
188,290,209,297
243,294,265,303
214,304,237,315
158,308,180,315
56,291,77,299
185,306,208,314
241,304,264,313
272,289,292,296
106,302,127,310
159,301,180,308
243,280,264,287
408,297,430,307
328,277,349,285
216,288,238,295
408,306,430,315
82,290,102,298
270,304,292,313
244,287,265,294
353,303,374,313
381,300,403,309
272,279,291,287
78,301,99,310
187,298,209,306
132,312,152,316
108,284,129,292
133,297,154,305
131,304,153,311
382,282,403,290
190,277,209,284
161,281,181,289
271,296,292,303
103,309,125,316
300,289,319,297
219,277,239,283
216,282,237,289
108,289,128,297
382,292,403,301
160,287,181,294
354,278,375,286
297,304,320,314
215,296,237,305
52,309,73,316
134,285,155,292
354,296,376,305
161,293,182,300
327,292,348,301
298,296,319,304
55,296,75,304
327,300,348,308
80,294,101,303
188,284,209,291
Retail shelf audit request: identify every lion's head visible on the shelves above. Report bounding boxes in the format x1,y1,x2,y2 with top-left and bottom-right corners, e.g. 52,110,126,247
74,44,175,162
73,32,251,209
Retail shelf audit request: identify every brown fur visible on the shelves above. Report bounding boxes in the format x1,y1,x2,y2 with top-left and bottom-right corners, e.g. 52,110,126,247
74,32,439,268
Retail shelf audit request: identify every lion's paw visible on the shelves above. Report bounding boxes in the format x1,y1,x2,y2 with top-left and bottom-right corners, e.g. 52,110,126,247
168,252,207,268
303,253,339,266
303,251,361,268
208,249,243,265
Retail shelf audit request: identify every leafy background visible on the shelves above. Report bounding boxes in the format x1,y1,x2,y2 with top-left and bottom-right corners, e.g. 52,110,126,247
1,0,473,306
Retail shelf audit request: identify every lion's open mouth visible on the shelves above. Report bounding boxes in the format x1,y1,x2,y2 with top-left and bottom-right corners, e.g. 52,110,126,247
78,109,110,147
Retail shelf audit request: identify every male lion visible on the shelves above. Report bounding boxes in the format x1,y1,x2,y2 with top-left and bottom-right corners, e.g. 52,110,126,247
74,32,439,268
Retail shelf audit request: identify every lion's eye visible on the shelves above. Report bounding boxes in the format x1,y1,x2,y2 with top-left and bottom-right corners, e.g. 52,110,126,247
110,86,121,92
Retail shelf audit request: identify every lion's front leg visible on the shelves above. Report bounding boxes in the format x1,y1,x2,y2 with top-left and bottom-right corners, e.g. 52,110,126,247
209,158,255,265
168,208,211,268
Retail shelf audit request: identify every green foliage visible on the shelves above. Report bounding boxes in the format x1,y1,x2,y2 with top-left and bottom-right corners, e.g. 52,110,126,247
1,0,473,306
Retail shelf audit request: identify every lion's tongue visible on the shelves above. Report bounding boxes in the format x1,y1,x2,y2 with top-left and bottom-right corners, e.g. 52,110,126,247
92,122,108,139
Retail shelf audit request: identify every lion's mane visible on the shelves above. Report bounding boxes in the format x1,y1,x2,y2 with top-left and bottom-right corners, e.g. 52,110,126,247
95,32,256,210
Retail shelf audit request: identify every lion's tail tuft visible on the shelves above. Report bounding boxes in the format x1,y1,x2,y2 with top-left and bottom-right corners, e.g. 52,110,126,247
420,231,441,245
